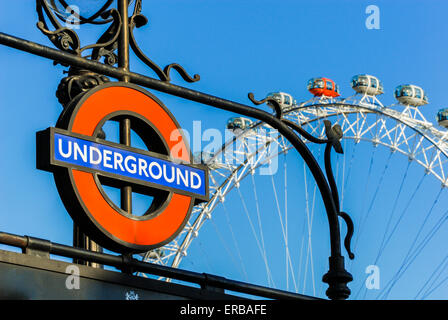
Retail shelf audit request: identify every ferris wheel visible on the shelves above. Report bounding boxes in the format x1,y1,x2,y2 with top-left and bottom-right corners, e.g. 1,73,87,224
140,74,448,300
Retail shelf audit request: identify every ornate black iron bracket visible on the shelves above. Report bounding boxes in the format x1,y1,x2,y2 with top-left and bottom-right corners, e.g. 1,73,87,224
36,0,199,84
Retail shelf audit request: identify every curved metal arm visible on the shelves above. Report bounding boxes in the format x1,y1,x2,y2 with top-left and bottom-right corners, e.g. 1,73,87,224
338,212,355,260
324,120,344,154
248,92,331,145
80,9,122,56
283,119,329,145
248,92,283,119
128,12,168,81
163,63,200,83
323,119,355,260
36,0,200,84
246,93,341,247
57,0,115,25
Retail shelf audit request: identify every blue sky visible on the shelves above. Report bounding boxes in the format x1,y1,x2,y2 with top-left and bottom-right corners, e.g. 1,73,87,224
1,0,448,300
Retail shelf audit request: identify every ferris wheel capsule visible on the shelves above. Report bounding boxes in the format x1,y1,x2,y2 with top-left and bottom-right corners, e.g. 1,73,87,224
226,116,253,132
193,151,220,169
266,92,296,110
394,84,428,107
307,77,340,97
351,74,384,96
437,109,448,129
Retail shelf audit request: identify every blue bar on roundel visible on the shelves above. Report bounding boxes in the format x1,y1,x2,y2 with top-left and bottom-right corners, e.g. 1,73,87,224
53,132,206,197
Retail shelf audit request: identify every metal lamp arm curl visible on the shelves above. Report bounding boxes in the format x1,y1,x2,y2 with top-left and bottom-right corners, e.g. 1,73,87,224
128,6,200,83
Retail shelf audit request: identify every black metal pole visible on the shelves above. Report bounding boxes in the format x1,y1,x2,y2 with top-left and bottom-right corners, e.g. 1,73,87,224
117,0,133,214
0,31,351,299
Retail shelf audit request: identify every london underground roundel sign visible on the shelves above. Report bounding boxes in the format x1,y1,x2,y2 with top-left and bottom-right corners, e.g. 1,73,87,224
37,82,208,253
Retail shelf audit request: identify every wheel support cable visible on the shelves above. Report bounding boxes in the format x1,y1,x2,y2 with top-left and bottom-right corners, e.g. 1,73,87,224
379,187,445,299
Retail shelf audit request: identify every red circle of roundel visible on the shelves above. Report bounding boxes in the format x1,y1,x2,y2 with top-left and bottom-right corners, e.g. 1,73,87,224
56,82,194,253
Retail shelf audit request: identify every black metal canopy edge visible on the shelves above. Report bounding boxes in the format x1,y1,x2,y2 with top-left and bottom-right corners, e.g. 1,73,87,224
0,231,319,300
0,31,353,300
